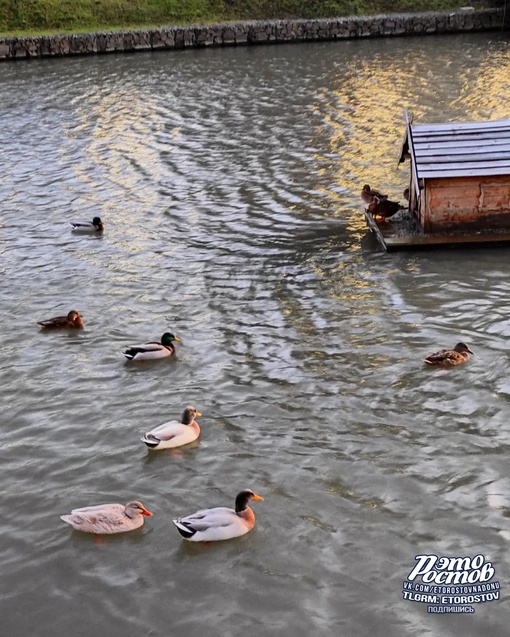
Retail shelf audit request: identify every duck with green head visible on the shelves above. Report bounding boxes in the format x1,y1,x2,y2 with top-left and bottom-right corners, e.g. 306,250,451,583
123,332,180,361
70,216,104,232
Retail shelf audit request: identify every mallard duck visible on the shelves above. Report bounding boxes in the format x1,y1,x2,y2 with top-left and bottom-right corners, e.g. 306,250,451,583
368,196,405,221
37,310,83,329
141,406,202,450
123,332,180,361
60,501,153,534
361,184,388,205
173,489,264,542
424,342,474,366
70,217,104,232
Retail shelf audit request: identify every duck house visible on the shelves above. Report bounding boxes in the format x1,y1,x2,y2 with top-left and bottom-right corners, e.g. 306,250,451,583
365,110,510,250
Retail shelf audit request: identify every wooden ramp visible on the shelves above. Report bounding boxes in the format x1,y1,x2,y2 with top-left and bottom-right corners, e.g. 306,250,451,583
363,209,510,252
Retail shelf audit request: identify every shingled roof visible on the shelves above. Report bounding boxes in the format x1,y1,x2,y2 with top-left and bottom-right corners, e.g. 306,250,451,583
402,117,510,179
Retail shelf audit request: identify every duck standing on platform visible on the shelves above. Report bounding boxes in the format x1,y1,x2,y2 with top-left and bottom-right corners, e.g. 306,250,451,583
424,342,474,366
361,184,388,205
368,196,405,222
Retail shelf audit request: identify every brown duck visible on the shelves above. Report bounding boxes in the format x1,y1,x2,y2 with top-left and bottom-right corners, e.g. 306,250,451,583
424,342,474,367
368,196,405,221
37,310,84,329
361,184,388,205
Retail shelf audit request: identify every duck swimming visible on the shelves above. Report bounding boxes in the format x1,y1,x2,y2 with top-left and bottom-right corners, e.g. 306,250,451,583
70,217,104,232
424,342,474,366
361,184,388,205
123,332,180,361
141,406,202,450
60,501,153,534
37,310,83,329
173,489,264,542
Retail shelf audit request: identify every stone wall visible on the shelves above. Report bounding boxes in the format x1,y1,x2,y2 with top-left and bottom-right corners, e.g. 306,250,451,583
0,8,506,61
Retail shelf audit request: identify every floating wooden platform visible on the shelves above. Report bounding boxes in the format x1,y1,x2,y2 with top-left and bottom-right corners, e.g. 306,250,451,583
363,209,510,252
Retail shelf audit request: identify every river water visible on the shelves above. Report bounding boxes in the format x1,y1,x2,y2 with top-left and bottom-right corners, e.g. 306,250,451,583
1,31,510,637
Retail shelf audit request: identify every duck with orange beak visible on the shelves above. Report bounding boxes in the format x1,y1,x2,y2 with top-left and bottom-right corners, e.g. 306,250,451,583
60,501,153,534
173,489,264,542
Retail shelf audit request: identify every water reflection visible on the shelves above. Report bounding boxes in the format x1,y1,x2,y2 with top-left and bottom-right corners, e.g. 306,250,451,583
318,35,510,229
454,42,510,119
1,31,510,637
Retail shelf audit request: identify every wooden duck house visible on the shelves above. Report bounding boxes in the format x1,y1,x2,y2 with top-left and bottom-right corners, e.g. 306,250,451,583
365,110,510,250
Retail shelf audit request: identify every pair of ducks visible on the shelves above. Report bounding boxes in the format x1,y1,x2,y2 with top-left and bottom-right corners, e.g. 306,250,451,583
61,489,264,542
37,310,180,360
361,184,406,221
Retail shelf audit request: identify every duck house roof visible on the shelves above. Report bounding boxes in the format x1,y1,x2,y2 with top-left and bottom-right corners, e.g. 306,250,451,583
400,115,510,180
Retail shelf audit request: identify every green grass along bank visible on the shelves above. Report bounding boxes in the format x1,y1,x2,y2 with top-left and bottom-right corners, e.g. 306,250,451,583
1,1,503,36
0,7,507,61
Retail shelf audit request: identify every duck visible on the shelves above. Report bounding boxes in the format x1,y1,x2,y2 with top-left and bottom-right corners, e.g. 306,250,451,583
37,310,83,329
368,196,405,221
361,184,388,205
173,489,264,542
70,216,104,232
123,332,180,361
60,501,153,534
424,342,474,366
141,406,202,450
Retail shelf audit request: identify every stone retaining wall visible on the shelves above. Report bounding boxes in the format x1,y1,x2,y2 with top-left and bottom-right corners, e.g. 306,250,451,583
0,8,506,61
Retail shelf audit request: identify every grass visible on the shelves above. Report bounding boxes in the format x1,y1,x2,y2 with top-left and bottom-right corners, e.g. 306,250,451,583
0,0,500,36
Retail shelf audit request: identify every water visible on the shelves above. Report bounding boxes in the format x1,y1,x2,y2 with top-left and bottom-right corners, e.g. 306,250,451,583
1,31,510,636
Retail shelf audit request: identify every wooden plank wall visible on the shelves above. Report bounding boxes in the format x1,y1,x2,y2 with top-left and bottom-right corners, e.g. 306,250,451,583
425,175,510,232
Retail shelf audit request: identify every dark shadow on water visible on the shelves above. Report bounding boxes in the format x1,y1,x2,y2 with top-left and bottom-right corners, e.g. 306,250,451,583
66,525,150,548
142,440,201,464
36,328,86,338
123,356,179,372
359,230,383,253
70,233,105,240
174,534,251,561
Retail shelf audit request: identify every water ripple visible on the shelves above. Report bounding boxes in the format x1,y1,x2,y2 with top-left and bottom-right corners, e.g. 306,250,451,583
1,32,510,637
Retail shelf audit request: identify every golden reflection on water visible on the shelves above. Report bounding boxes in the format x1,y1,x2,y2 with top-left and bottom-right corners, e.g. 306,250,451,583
60,85,187,278
319,52,419,208
65,86,167,247
5,41,510,636
452,46,510,120
315,37,510,240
